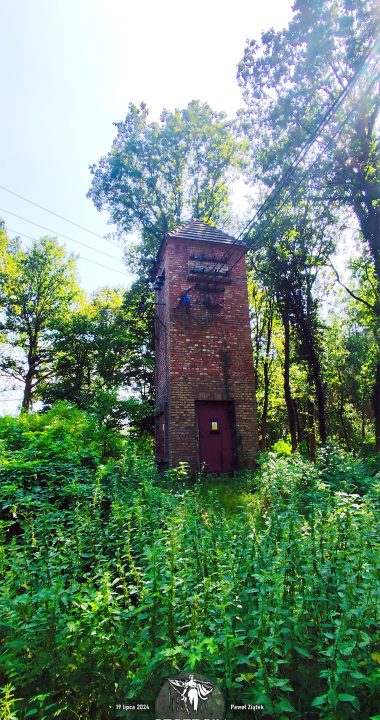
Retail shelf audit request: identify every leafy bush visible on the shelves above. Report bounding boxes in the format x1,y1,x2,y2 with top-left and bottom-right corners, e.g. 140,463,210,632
271,439,293,456
1,407,379,719
317,442,379,494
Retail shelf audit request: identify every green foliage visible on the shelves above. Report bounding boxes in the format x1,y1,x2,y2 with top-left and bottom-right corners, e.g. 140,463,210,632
0,234,80,410
0,684,19,720
272,439,292,456
323,314,368,451
1,406,379,719
248,230,380,454
238,0,379,225
39,283,155,432
0,402,107,489
88,100,246,275
239,0,380,450
317,442,380,493
246,199,336,449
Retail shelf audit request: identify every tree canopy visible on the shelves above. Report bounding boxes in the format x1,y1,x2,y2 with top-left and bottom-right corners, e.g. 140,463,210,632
0,234,80,410
40,282,155,432
237,0,380,448
238,0,380,285
88,100,246,274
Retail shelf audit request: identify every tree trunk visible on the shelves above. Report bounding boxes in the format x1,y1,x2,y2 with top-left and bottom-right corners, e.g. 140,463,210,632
294,308,327,443
22,367,34,411
261,361,269,450
280,306,297,452
374,359,380,452
337,374,351,451
313,363,327,444
22,343,38,412
260,310,273,450
307,398,316,461
361,398,366,442
352,141,380,451
294,399,303,445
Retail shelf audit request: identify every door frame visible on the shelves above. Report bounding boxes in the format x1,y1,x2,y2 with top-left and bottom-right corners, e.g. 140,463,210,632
195,400,237,474
155,403,168,469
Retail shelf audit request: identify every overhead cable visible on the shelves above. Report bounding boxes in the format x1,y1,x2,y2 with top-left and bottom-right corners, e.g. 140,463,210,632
0,183,120,247
0,208,123,263
6,227,130,278
202,40,380,282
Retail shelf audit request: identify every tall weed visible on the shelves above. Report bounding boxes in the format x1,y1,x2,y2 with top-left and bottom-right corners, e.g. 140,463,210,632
0,408,379,718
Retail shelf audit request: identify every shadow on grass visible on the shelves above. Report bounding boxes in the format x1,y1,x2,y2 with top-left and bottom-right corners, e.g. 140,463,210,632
194,470,259,514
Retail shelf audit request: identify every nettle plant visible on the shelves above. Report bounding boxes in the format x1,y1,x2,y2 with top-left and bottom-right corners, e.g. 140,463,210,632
0,406,379,719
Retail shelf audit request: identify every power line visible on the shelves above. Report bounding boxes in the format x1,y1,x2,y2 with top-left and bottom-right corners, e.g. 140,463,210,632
201,39,380,283
0,207,124,263
6,227,131,278
0,183,120,247
244,70,379,251
239,38,380,243
223,90,373,280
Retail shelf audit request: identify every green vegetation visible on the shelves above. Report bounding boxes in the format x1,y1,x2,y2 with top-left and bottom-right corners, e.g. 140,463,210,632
88,100,246,275
0,231,154,432
1,405,379,719
237,0,380,450
1,3,380,717
0,235,79,412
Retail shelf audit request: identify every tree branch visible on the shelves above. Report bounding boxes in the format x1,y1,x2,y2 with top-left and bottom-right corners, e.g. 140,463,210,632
329,262,376,311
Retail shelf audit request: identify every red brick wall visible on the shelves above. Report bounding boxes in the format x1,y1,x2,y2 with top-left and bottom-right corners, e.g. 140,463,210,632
154,236,259,471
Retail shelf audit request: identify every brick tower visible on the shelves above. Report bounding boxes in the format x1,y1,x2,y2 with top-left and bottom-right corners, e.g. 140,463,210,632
153,219,258,473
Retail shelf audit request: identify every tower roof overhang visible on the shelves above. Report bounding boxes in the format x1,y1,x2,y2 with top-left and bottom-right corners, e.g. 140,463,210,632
151,219,244,277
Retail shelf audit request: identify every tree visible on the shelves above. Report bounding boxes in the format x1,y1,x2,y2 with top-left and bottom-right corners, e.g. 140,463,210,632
0,235,80,411
238,0,380,447
323,309,376,450
88,100,246,275
250,277,274,448
335,251,380,447
39,283,155,433
246,199,335,451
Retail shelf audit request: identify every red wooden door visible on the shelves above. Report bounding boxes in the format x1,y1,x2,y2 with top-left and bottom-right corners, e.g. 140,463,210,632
198,401,234,473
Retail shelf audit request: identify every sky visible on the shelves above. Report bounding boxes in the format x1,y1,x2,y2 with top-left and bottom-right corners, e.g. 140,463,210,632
0,0,293,291
0,0,293,410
